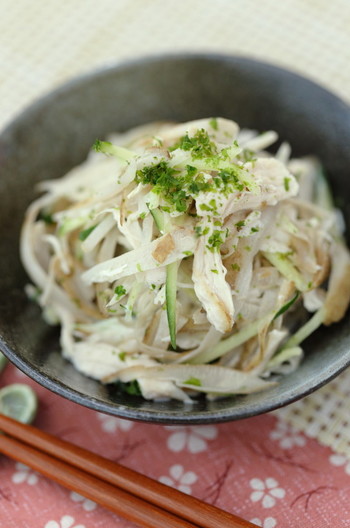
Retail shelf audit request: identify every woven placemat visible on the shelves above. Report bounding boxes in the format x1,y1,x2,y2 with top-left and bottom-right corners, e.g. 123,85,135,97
1,0,350,456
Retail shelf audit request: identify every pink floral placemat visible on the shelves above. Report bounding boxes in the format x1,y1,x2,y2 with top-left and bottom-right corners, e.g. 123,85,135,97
1,363,349,528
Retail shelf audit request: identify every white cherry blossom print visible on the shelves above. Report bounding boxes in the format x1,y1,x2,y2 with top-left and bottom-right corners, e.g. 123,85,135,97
12,462,39,485
329,454,350,475
250,517,277,528
269,420,306,449
250,478,285,508
44,515,85,528
165,425,218,453
159,464,198,495
97,412,134,433
70,491,97,511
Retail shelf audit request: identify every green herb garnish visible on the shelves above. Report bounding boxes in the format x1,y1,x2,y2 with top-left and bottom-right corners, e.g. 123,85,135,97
37,209,55,225
170,129,217,159
183,377,202,387
239,149,257,163
209,118,218,130
206,230,225,252
136,162,189,213
214,168,245,194
78,225,97,241
114,285,126,298
284,177,291,192
114,379,142,396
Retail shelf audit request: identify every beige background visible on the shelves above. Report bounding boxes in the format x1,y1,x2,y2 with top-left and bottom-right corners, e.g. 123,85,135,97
1,0,350,455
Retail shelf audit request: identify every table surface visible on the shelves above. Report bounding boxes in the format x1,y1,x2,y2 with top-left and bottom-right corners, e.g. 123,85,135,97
1,1,350,527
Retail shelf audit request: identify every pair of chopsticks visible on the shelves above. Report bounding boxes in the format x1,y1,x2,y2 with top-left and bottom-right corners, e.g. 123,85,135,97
0,414,257,528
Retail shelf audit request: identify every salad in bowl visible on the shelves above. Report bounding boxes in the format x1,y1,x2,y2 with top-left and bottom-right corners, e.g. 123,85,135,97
21,117,350,402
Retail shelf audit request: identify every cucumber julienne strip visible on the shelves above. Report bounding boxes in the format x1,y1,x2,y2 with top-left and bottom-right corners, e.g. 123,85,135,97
189,298,322,365
273,291,300,320
189,313,272,365
93,140,136,163
149,207,165,233
166,261,178,349
282,306,326,349
263,251,310,292
150,208,178,349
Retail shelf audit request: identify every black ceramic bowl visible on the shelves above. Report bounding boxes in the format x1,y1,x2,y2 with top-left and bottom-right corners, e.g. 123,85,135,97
1,54,350,424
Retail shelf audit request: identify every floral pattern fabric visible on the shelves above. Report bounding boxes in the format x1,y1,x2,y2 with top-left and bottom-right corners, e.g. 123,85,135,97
1,364,350,527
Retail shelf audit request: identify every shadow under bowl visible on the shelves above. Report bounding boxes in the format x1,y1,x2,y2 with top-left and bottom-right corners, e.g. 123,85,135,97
0,53,350,424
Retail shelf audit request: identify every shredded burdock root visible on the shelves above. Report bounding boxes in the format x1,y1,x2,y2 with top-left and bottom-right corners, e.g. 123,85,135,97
20,118,350,402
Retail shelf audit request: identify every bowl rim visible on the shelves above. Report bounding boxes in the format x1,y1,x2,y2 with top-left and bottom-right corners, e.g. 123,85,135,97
2,333,350,424
2,51,349,137
1,52,350,424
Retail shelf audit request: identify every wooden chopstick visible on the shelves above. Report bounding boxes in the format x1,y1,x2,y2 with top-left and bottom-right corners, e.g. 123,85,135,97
0,433,197,528
0,414,257,528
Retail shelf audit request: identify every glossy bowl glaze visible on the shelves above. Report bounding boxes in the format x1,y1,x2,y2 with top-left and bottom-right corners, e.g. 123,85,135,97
1,54,350,423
